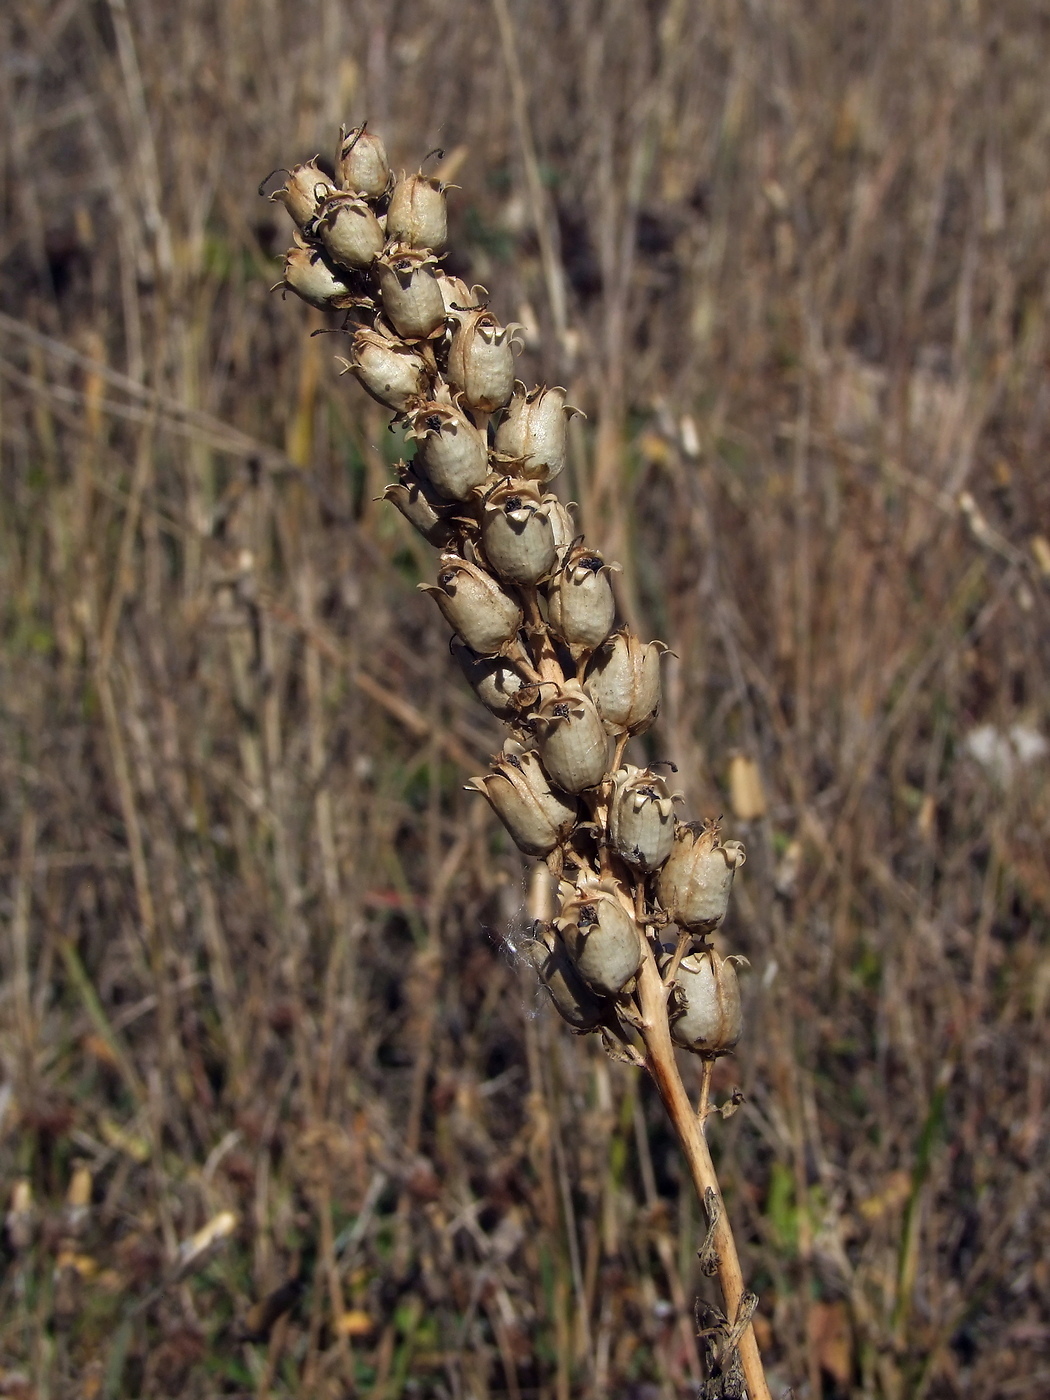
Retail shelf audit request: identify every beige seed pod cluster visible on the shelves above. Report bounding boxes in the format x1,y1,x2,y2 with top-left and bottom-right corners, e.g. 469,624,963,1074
265,125,749,1062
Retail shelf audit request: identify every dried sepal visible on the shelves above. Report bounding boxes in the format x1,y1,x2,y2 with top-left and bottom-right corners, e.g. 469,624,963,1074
336,125,390,198
375,246,447,341
405,401,489,501
447,310,523,413
607,766,677,872
480,478,557,585
386,171,448,250
494,384,581,483
668,949,745,1054
418,554,522,656
343,328,429,412
382,462,455,547
465,749,577,857
546,543,620,662
584,629,667,735
269,160,336,230
555,875,643,997
316,192,385,269
656,821,746,933
532,681,610,793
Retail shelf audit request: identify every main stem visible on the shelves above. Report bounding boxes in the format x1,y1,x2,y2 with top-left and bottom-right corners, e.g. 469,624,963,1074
635,949,773,1400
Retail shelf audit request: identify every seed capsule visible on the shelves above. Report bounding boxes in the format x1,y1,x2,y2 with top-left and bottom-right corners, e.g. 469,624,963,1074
405,401,489,501
607,766,676,872
451,637,527,721
669,949,744,1053
494,384,580,482
656,821,746,933
539,495,576,556
419,554,522,656
447,309,521,413
317,192,385,269
336,125,390,197
480,478,557,585
465,749,577,857
375,247,446,341
387,171,448,250
345,329,428,413
279,246,352,310
584,629,666,735
269,160,336,230
546,543,619,661
436,274,485,317
555,877,643,997
523,931,609,1031
382,462,455,547
532,682,610,792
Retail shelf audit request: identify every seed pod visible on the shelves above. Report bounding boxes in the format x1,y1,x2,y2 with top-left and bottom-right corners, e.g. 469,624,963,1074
546,543,619,661
336,125,390,197
656,821,746,933
532,682,610,793
607,766,676,872
375,247,446,341
437,273,485,317
344,328,428,413
269,160,336,230
317,192,385,269
539,495,576,556
480,478,557,585
669,949,743,1054
279,246,352,310
494,384,580,482
584,629,666,735
447,310,521,413
387,171,448,250
523,931,608,1031
419,554,522,656
465,749,577,857
405,401,489,501
555,877,643,997
451,637,527,721
382,462,455,547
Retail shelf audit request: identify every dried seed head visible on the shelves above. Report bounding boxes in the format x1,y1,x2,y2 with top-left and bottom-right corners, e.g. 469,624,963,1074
546,543,619,661
480,478,557,585
451,637,528,722
375,247,446,341
419,554,523,656
584,629,667,735
317,192,385,269
336,125,390,197
494,384,580,482
345,328,429,412
269,160,336,230
447,309,522,413
465,749,577,856
279,246,352,310
669,949,744,1053
382,462,455,547
405,401,489,501
532,681,611,792
555,876,643,997
656,821,746,933
387,171,448,250
524,930,609,1030
607,766,677,872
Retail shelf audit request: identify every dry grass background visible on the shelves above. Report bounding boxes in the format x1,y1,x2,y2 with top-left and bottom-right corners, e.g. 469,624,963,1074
1,0,1049,1396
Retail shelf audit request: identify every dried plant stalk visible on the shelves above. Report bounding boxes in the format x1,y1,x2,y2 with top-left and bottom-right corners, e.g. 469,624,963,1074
266,125,773,1400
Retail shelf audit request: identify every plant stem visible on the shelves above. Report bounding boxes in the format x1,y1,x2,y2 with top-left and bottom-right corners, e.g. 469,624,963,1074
635,948,773,1400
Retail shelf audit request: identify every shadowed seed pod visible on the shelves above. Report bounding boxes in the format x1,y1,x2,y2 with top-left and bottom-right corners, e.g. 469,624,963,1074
382,463,455,547
532,681,610,792
607,766,676,872
584,629,667,735
546,543,619,661
405,401,489,501
451,637,528,721
336,125,390,197
387,171,448,250
317,192,385,269
447,309,522,413
419,554,522,656
480,478,557,585
343,329,429,413
524,931,609,1031
669,949,744,1054
375,247,446,341
656,821,747,932
555,876,643,997
494,384,580,482
269,160,336,230
465,748,577,857
279,246,352,309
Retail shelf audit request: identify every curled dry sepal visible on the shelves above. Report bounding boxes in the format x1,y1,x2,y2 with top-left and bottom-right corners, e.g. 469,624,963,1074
264,125,749,1062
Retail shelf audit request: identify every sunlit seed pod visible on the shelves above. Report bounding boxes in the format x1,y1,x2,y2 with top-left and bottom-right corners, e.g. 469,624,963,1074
546,543,619,661
336,125,390,197
607,766,676,872
382,463,456,547
386,171,448,250
584,629,666,735
669,949,744,1054
436,273,486,317
532,682,610,793
494,384,580,483
418,554,522,656
269,160,336,230
656,821,746,933
480,478,557,585
555,877,643,997
446,310,521,413
539,495,576,556
375,247,446,341
280,246,352,310
465,749,577,857
317,192,385,269
345,328,428,413
451,637,528,721
405,401,489,501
